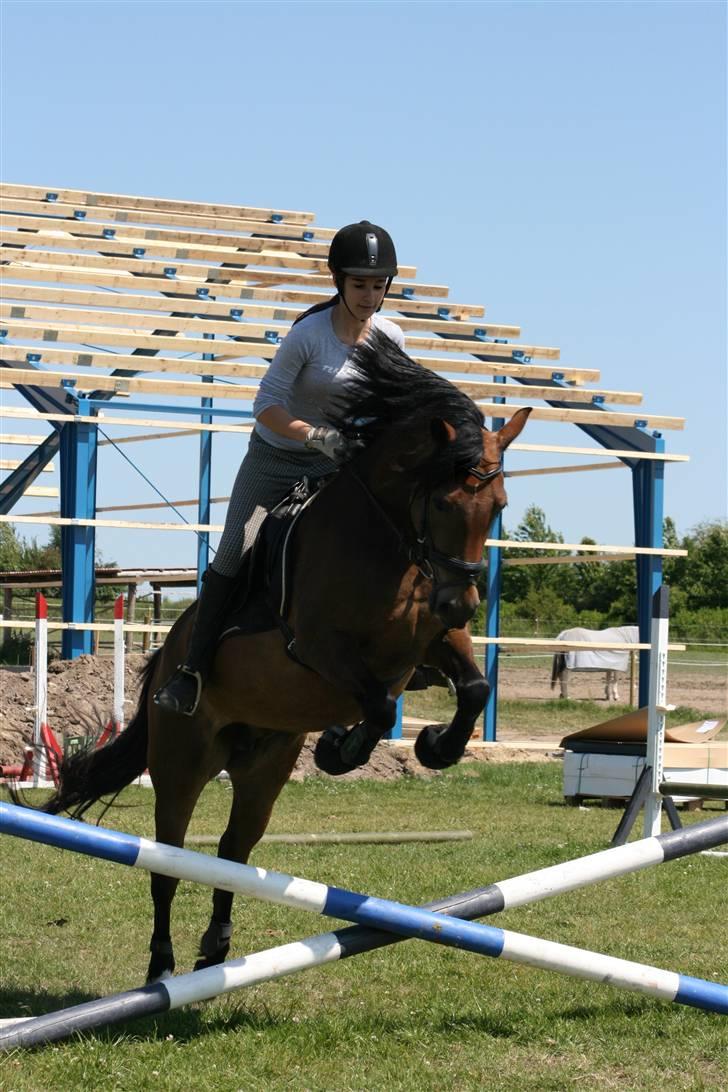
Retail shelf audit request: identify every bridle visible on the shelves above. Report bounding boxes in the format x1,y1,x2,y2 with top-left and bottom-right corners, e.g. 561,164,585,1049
343,458,503,593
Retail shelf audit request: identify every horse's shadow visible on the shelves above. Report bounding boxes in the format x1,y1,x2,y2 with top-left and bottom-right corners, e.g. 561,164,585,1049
1,985,96,1019
0,982,649,1049
0,984,210,1045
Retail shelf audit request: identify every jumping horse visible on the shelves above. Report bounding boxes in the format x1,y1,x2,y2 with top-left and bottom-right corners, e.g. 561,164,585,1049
35,331,530,982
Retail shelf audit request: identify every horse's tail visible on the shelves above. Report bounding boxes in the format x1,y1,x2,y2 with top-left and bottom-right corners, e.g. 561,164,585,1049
550,653,566,689
42,649,161,818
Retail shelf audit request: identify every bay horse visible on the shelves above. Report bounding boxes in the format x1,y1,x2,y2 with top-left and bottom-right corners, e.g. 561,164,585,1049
36,331,530,982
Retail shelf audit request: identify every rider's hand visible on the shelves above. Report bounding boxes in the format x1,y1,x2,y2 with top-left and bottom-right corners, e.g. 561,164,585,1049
304,426,360,465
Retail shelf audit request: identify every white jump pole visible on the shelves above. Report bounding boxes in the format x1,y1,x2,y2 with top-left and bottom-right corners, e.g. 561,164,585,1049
112,594,125,735
644,586,671,836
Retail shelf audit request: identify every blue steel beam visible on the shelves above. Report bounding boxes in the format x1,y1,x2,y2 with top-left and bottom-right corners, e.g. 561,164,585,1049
0,430,61,514
59,397,98,658
0,355,79,514
483,378,507,742
632,449,665,706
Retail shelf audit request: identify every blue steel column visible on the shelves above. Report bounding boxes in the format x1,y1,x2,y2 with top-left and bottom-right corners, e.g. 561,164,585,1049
60,396,98,658
197,334,214,593
483,377,507,741
632,435,665,707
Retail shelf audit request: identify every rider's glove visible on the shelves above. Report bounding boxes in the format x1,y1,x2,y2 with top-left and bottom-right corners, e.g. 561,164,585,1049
304,426,358,465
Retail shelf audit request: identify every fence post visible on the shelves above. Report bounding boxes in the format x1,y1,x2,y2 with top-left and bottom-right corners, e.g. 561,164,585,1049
1,587,12,653
152,584,162,647
125,583,137,652
113,594,125,734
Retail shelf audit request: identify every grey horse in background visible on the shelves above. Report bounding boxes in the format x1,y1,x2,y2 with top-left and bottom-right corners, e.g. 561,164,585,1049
550,625,639,701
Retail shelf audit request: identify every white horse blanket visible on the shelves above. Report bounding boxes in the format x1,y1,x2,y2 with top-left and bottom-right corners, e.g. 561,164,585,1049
557,626,639,672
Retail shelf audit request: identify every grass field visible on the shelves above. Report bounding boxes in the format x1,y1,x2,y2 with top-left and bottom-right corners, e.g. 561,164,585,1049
1,766,727,1091
404,688,726,741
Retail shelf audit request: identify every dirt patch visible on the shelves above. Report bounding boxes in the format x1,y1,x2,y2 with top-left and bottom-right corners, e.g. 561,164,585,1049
0,654,151,767
2,653,724,779
0,655,562,780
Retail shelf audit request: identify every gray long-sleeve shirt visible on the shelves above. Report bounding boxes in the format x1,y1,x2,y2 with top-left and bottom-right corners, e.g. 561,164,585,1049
252,308,405,451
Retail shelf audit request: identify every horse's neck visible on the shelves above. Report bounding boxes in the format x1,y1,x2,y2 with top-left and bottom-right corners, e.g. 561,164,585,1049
345,449,414,529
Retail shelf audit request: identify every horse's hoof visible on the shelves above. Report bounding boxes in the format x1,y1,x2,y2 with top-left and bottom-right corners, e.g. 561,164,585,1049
147,938,175,983
314,727,358,776
146,958,175,983
146,968,173,984
193,952,227,972
196,920,231,969
414,724,463,770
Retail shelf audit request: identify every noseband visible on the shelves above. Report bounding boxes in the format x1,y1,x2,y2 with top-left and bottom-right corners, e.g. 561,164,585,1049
344,460,502,593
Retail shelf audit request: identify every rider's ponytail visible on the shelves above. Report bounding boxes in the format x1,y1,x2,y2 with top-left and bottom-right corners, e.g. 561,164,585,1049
292,294,339,326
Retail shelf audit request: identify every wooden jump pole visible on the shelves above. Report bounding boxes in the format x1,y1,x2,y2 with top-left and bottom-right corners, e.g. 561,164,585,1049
185,831,474,847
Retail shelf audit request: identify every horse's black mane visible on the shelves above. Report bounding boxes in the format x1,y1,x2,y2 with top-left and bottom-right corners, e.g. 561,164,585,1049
326,329,485,486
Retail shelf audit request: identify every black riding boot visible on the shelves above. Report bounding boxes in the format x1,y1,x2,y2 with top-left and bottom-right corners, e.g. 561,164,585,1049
153,568,234,716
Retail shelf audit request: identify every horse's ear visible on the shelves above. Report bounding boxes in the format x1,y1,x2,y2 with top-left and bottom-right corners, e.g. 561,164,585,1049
391,419,456,473
496,407,531,450
430,418,457,445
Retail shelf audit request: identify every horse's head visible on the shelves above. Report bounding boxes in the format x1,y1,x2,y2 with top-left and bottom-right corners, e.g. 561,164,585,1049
327,330,531,628
394,408,531,628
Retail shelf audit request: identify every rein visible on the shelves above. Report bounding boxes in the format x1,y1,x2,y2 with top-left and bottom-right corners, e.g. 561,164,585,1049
342,459,502,590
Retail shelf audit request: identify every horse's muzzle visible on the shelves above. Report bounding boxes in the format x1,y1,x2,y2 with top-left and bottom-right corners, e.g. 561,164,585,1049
429,584,479,629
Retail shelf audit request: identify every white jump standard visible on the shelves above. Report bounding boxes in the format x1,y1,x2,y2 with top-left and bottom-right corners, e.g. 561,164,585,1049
0,803,726,1050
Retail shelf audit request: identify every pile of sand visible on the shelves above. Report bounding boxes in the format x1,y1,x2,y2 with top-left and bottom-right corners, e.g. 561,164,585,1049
0,655,556,780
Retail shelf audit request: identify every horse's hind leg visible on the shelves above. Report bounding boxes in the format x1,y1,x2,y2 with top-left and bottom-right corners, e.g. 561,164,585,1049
196,728,306,971
605,670,619,701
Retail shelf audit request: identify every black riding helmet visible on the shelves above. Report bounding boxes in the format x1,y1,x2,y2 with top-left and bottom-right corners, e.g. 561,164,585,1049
328,220,398,281
291,222,398,327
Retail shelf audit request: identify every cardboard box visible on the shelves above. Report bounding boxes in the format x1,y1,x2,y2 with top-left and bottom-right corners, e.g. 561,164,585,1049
561,709,727,802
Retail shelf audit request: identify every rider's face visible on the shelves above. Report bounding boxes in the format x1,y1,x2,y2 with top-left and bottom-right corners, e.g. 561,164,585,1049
341,275,388,319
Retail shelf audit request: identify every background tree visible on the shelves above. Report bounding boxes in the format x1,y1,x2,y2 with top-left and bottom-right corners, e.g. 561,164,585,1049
0,524,23,571
682,521,728,610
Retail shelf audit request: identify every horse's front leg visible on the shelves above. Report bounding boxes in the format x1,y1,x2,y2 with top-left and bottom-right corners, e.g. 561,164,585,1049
146,708,218,982
301,630,399,776
413,628,489,770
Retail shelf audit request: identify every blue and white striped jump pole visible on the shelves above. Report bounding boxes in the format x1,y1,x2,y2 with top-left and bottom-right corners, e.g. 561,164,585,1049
0,804,726,1050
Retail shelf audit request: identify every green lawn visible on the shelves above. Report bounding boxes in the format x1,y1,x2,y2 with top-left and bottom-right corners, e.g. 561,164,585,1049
1,767,727,1091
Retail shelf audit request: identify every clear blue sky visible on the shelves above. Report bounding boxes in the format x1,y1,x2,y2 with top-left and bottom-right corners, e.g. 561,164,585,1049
1,1,726,576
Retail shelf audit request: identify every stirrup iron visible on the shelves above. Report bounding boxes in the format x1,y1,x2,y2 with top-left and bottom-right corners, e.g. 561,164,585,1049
154,665,203,716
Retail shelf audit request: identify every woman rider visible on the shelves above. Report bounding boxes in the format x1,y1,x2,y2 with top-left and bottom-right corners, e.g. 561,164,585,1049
154,220,405,715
